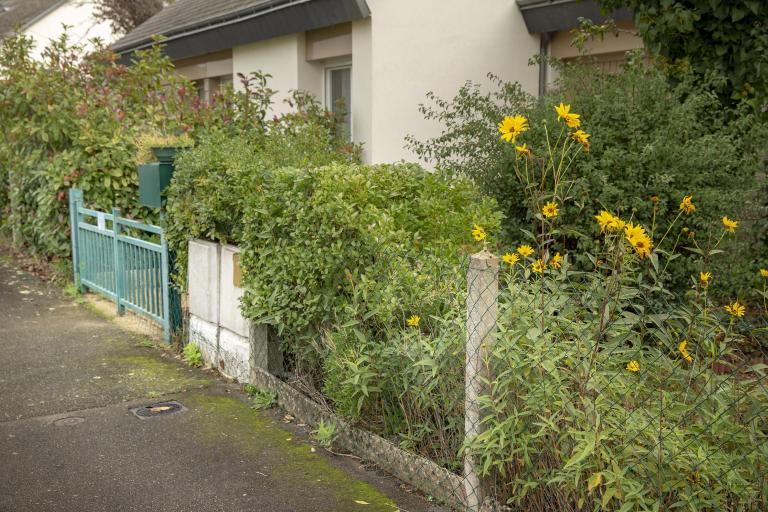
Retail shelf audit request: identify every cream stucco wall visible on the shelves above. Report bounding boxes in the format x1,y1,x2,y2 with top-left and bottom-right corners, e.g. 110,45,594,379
233,33,323,116
231,1,540,163
360,0,540,164
24,0,115,59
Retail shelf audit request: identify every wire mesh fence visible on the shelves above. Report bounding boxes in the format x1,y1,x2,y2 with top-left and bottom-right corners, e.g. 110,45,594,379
263,234,768,511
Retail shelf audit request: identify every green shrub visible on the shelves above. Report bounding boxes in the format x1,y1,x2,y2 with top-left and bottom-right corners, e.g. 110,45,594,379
462,105,768,510
182,342,203,368
407,57,768,299
165,93,359,284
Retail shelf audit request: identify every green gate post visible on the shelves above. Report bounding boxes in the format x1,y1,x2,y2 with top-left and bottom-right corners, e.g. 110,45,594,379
160,229,172,345
111,208,125,316
68,188,84,292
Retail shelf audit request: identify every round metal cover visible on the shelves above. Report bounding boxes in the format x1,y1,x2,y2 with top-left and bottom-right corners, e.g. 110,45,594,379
132,401,184,418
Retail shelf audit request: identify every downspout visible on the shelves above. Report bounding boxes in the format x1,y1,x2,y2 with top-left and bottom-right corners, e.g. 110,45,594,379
538,31,551,97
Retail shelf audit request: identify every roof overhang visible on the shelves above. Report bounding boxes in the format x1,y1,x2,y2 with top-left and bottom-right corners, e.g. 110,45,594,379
114,0,370,64
516,0,633,34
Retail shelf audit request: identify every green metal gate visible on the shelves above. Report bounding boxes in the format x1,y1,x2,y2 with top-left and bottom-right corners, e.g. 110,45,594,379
68,188,176,343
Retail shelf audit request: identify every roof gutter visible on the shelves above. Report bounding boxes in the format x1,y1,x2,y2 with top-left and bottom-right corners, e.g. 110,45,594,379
114,0,370,57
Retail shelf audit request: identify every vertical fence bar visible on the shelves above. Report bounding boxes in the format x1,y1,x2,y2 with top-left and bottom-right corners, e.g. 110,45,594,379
68,189,84,291
160,230,171,345
112,208,124,315
464,250,499,511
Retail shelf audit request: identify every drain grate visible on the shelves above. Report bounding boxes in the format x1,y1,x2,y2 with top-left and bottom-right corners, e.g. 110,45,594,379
131,401,185,419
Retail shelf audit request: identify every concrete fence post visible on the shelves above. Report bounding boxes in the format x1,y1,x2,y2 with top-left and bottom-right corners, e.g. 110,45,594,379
464,250,499,511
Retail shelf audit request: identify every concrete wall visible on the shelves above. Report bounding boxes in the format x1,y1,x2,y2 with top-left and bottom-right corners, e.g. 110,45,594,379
359,0,540,164
187,240,251,383
24,0,115,59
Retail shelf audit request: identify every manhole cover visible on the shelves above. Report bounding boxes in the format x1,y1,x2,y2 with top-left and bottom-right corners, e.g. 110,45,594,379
54,416,84,427
131,401,185,419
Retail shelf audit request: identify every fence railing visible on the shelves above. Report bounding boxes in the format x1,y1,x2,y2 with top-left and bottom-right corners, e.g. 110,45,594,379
68,188,173,343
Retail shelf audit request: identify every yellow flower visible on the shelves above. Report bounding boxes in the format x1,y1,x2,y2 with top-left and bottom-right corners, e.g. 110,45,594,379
541,202,559,218
555,102,572,120
502,253,519,266
532,258,546,273
565,114,581,129
515,143,530,155
571,129,590,146
679,195,696,215
555,102,581,128
498,115,529,143
624,222,653,259
472,224,486,241
406,315,421,327
595,210,624,233
626,360,640,373
678,340,693,364
724,301,745,317
722,216,738,233
650,195,660,204
550,252,563,269
517,245,534,258
699,271,711,288
761,269,768,278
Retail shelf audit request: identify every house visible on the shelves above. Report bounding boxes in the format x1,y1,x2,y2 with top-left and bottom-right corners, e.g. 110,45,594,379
112,0,643,164
0,0,115,59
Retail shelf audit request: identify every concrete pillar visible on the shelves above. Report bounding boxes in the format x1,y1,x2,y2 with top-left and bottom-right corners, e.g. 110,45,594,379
464,250,499,511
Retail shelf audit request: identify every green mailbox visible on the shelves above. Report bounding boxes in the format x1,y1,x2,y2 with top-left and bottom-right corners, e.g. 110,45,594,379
138,147,181,209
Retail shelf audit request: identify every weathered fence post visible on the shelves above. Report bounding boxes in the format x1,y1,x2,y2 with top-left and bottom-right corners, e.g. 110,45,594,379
68,188,84,292
464,250,499,511
111,208,125,316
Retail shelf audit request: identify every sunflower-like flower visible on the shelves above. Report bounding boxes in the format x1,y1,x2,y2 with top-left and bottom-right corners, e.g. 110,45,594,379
624,222,653,259
471,224,486,241
626,360,640,373
550,252,563,269
761,269,768,278
722,216,738,233
724,301,745,317
514,143,531,156
531,259,546,273
498,115,529,143
517,245,534,258
541,202,559,218
571,129,590,151
678,340,694,364
406,315,421,327
595,210,625,233
699,271,711,288
502,253,519,266
555,102,581,128
679,195,696,215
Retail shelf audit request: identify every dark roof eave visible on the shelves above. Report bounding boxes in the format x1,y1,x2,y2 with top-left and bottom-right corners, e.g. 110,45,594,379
114,0,369,63
516,0,633,34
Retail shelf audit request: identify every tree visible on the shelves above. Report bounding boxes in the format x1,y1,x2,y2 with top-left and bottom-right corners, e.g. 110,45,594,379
596,0,768,106
93,0,164,35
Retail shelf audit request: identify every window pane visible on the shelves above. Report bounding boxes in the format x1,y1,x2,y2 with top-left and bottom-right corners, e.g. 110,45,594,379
328,67,351,141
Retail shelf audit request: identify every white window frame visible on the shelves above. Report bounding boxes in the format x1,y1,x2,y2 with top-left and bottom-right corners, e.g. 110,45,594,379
324,62,353,140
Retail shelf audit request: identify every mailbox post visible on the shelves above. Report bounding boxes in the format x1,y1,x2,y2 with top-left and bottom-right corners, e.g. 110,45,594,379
137,146,186,341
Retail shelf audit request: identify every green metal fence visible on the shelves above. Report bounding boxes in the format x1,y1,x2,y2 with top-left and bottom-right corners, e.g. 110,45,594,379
68,188,174,343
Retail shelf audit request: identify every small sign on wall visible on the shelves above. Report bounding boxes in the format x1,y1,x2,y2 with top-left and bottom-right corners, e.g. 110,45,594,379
232,253,242,288
97,212,106,232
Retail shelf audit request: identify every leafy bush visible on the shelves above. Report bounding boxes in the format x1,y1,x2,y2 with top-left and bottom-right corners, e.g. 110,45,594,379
461,105,768,510
165,91,358,283
231,162,499,460
406,58,768,299
182,342,203,368
0,33,198,259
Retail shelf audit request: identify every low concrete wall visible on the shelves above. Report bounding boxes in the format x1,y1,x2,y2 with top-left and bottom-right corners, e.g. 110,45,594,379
187,239,468,509
188,240,251,381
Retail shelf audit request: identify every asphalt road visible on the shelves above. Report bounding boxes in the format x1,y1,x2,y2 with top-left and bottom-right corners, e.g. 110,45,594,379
0,259,439,512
